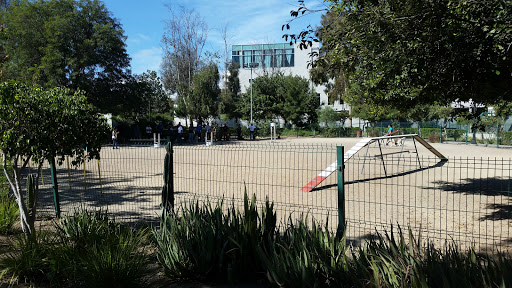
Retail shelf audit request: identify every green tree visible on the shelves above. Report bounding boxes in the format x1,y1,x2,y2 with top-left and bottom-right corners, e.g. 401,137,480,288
189,62,220,122
280,75,318,127
318,106,346,127
1,0,130,111
239,72,319,126
135,70,172,119
315,0,512,111
219,62,241,121
0,82,109,236
239,72,283,122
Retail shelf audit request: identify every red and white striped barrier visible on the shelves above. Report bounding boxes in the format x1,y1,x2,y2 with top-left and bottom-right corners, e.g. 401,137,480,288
300,138,373,192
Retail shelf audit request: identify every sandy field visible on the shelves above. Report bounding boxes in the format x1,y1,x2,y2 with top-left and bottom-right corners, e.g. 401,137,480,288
36,136,512,252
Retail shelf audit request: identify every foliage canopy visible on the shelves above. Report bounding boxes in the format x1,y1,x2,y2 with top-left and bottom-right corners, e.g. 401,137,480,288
1,0,131,111
303,0,512,115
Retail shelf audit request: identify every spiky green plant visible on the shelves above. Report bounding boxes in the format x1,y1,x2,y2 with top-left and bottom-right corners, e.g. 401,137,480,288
0,230,60,286
257,215,352,288
153,199,228,280
0,161,18,235
54,208,150,288
0,191,18,235
153,192,277,283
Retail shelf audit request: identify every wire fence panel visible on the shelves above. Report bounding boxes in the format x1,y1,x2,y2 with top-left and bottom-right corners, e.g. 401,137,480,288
36,146,165,223
345,154,512,252
30,142,511,252
172,142,339,229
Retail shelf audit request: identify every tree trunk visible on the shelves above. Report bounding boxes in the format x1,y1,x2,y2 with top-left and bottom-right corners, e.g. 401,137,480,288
2,153,37,236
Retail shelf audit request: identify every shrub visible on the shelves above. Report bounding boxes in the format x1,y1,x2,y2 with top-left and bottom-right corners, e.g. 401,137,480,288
55,209,150,288
153,193,276,283
499,131,512,145
0,192,18,235
0,209,149,287
0,230,59,286
257,217,353,287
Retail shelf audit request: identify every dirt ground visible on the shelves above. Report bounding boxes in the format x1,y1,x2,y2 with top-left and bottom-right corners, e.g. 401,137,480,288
36,136,512,253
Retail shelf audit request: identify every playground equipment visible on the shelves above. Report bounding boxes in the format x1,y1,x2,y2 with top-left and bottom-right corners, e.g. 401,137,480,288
205,131,213,146
270,122,277,142
153,133,161,148
300,134,447,192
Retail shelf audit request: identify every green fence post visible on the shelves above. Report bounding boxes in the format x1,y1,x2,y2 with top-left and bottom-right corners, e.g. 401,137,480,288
497,123,499,148
466,124,468,144
336,146,345,238
161,142,174,217
49,157,60,218
440,121,443,143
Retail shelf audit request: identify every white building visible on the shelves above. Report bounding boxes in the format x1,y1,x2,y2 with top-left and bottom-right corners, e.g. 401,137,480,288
232,42,349,114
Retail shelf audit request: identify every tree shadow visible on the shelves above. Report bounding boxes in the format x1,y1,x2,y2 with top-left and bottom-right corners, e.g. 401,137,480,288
480,203,512,221
29,166,186,222
431,178,512,221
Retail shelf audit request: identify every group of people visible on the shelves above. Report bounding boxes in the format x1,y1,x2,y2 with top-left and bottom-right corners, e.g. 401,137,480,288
172,122,247,143
112,122,258,148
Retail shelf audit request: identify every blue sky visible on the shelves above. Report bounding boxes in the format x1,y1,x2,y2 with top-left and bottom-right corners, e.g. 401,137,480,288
103,0,326,75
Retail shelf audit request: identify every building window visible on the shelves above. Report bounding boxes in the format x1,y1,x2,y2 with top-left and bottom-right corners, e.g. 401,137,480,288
232,43,294,68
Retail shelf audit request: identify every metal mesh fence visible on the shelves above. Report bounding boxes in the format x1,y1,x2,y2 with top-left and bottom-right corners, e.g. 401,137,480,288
345,155,511,252
28,141,511,252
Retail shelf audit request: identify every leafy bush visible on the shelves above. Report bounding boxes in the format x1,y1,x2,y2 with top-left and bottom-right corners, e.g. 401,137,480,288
499,131,512,145
55,209,150,288
153,193,276,283
0,209,149,287
446,128,465,141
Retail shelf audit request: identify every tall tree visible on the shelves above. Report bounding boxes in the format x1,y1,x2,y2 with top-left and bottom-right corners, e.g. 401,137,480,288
239,72,319,126
280,75,318,127
189,62,220,122
1,0,131,111
161,5,207,121
239,72,283,122
219,62,241,121
135,70,172,118
0,82,109,235
311,0,512,112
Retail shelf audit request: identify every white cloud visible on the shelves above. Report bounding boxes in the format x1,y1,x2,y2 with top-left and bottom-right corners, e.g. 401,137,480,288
127,33,154,46
199,0,322,52
131,47,163,75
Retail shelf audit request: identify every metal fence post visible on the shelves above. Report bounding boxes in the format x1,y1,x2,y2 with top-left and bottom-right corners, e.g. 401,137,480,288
162,142,174,216
497,123,499,148
49,157,60,218
336,146,345,238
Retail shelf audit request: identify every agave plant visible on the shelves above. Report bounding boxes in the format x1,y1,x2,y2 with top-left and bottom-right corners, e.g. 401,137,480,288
257,215,351,288
54,208,150,287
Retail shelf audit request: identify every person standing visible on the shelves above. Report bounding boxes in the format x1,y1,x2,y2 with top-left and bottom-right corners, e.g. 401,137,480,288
387,124,394,136
205,122,212,143
196,122,202,142
146,124,152,139
112,127,119,149
236,124,242,140
177,122,183,143
188,125,195,143
249,123,256,140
